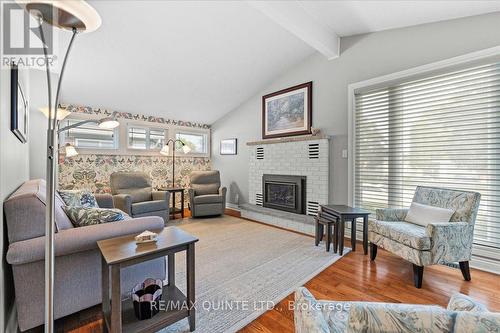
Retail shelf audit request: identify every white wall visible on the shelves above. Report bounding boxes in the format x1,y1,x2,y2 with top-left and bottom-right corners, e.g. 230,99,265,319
0,65,30,332
211,12,500,205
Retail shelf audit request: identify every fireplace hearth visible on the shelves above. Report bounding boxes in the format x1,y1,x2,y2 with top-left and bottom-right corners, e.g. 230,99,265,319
262,174,306,214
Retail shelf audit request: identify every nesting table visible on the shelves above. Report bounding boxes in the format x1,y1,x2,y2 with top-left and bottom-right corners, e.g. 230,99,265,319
98,227,198,333
315,204,370,256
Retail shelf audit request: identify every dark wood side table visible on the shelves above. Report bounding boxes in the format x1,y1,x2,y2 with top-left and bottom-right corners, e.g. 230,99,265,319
98,227,198,333
158,188,185,219
315,211,339,253
318,205,370,256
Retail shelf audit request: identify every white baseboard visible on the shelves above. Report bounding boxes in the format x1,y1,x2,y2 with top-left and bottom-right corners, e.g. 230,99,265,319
226,203,241,211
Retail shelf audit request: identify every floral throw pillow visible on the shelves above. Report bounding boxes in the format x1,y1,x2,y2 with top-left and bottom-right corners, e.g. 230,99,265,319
62,206,127,227
58,190,98,208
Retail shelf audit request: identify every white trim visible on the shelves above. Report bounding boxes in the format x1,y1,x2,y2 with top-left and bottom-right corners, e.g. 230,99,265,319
226,202,241,211
347,45,500,274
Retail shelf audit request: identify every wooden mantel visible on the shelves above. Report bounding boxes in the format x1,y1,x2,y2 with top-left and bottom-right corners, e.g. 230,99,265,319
246,133,330,146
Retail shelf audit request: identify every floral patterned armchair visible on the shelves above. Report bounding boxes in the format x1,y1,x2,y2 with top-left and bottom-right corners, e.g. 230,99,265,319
294,287,499,333
369,186,481,288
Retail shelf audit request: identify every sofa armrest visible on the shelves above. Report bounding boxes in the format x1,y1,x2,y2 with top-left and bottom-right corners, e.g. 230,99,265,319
447,293,489,312
294,288,330,333
113,194,132,215
95,193,114,208
376,208,408,221
6,216,164,266
426,222,473,262
152,190,170,203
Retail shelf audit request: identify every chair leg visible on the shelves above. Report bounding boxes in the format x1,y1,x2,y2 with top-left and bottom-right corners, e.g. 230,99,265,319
459,261,471,281
413,264,424,288
370,243,377,261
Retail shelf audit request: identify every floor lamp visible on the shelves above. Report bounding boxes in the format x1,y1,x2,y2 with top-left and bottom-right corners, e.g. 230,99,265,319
160,139,192,187
16,1,102,332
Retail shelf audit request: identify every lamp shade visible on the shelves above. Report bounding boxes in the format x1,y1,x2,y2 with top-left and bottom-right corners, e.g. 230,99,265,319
182,145,191,154
98,117,120,129
39,107,71,120
160,145,170,156
17,0,101,33
64,143,78,158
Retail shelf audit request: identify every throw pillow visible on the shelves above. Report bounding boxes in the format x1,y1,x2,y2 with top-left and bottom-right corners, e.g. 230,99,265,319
62,206,127,227
405,202,454,227
58,190,99,208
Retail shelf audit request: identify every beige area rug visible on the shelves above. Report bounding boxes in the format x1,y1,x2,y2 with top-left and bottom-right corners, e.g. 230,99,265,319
158,216,348,333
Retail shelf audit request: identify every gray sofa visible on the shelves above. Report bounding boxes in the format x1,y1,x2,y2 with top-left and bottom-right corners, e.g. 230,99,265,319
188,170,226,217
110,171,170,223
4,179,166,332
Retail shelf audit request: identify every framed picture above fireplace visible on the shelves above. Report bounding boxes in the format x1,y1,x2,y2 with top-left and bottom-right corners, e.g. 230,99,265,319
262,81,312,139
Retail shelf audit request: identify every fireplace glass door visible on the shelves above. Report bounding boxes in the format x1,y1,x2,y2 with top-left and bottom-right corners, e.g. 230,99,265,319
265,182,296,209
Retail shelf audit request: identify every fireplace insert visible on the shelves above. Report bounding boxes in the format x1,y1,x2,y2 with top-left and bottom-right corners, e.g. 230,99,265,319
262,174,306,214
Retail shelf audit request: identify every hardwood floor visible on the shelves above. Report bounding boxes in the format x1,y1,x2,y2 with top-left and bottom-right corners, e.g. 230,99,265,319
30,218,500,333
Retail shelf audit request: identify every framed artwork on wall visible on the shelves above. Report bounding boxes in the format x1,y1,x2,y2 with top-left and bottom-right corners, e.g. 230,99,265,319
220,138,237,155
262,81,312,139
11,63,29,143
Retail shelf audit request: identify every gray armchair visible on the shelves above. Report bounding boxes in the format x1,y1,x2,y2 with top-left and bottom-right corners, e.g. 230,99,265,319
369,186,481,288
110,171,170,222
188,170,226,217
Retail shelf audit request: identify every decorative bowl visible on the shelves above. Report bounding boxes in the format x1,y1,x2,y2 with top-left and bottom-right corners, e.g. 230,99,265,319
131,278,163,320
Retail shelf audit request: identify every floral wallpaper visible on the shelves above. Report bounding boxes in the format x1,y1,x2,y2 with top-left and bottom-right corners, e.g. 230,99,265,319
62,104,211,129
58,104,212,207
59,154,211,206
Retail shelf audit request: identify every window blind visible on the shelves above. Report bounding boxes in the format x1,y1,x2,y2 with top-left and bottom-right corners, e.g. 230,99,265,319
354,62,500,257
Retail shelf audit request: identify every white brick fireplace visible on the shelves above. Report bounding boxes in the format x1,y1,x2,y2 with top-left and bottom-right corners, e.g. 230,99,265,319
241,135,330,234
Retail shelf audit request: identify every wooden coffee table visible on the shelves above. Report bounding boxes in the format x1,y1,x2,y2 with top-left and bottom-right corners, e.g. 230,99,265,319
98,227,198,333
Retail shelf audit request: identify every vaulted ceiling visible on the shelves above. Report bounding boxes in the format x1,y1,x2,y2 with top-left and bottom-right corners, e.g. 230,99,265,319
59,1,500,124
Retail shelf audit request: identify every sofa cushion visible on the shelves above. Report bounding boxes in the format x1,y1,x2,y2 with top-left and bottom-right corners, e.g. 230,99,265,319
58,190,98,208
131,200,168,215
447,293,489,313
405,202,454,227
346,303,454,333
369,220,431,250
63,206,127,227
194,194,223,204
454,312,500,333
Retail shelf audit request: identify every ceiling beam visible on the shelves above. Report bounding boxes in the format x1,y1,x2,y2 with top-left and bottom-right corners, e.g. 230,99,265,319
248,1,340,60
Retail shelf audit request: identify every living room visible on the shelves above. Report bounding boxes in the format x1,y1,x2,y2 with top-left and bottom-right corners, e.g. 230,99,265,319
1,1,500,332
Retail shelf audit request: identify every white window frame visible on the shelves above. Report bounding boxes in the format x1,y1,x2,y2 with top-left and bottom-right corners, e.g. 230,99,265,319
126,124,167,151
58,112,211,157
59,113,120,154
347,46,500,274
173,128,211,158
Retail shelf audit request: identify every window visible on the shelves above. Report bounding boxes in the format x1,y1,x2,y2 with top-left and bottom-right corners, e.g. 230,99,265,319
354,62,500,259
176,131,208,154
127,126,166,150
61,118,118,149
